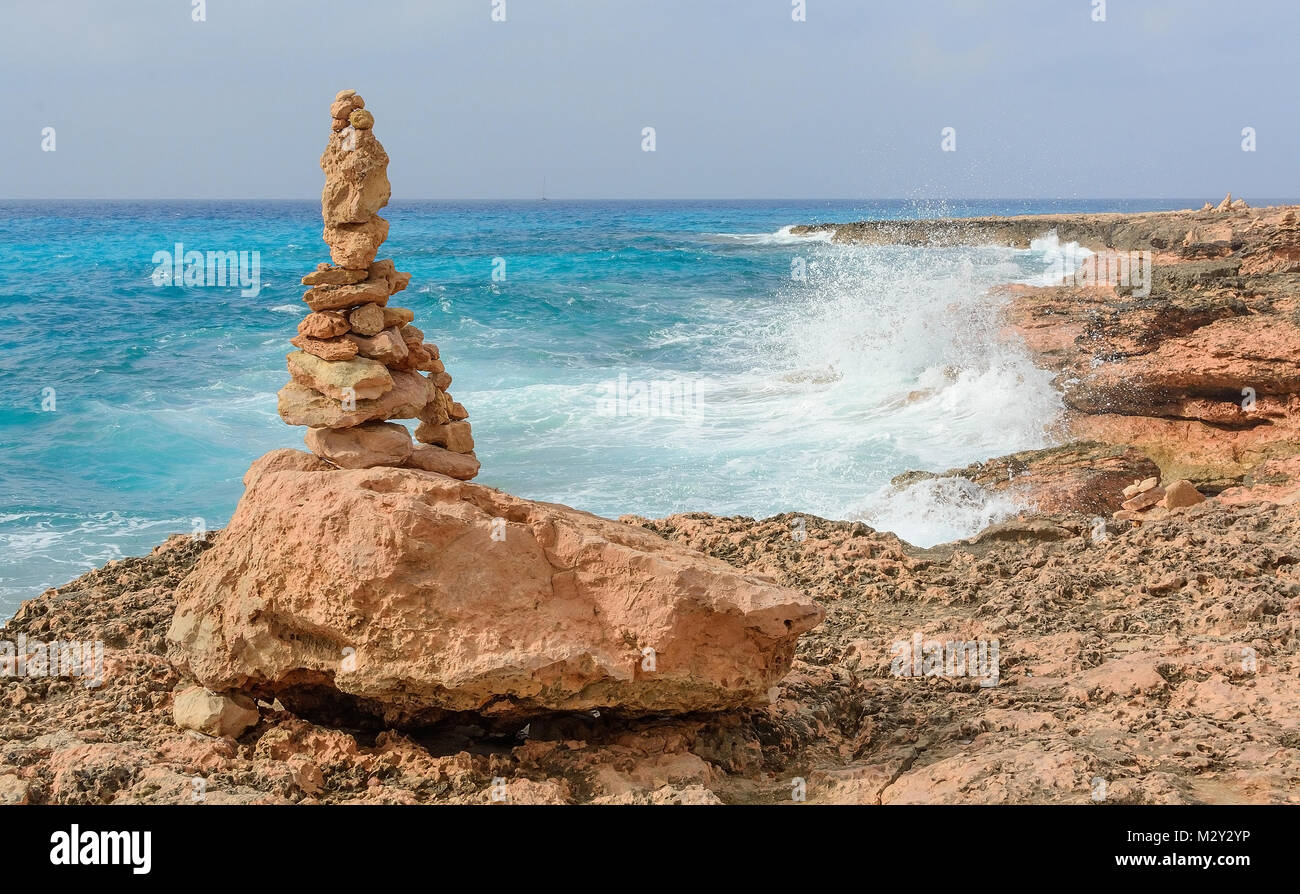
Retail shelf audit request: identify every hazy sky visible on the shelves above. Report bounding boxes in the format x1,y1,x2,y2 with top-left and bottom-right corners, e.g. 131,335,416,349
6,0,1297,199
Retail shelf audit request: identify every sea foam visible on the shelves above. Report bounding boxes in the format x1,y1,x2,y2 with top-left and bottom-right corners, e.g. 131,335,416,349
711,225,836,245
1,200,1085,610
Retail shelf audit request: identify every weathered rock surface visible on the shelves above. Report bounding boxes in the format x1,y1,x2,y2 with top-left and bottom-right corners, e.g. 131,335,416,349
320,126,390,228
243,448,334,485
7,491,1298,804
984,205,1300,491
345,327,408,365
892,442,1160,516
298,310,351,339
302,263,367,287
396,344,441,373
347,303,386,336
407,444,481,480
302,278,390,312
289,334,358,362
381,306,414,328
366,259,411,296
167,461,824,726
287,351,393,402
415,419,474,453
324,216,389,269
1122,486,1165,511
1217,455,1300,505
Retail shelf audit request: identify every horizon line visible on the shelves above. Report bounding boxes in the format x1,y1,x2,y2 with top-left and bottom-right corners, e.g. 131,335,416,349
4,196,1295,204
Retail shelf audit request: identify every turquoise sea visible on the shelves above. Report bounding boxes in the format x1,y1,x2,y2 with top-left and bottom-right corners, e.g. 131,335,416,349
0,198,1244,611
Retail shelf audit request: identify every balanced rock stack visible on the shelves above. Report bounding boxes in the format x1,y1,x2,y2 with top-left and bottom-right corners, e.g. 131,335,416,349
1199,193,1251,213
1113,476,1205,525
277,90,479,480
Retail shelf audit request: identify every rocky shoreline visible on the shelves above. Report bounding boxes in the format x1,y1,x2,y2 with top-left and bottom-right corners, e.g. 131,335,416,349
3,202,1298,805
804,200,1300,499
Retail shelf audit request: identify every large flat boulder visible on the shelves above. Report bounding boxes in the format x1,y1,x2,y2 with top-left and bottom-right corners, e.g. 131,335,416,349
167,458,822,726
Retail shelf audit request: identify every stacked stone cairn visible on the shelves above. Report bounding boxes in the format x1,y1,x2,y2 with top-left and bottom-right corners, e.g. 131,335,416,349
1113,476,1204,525
276,90,479,479
1199,193,1251,213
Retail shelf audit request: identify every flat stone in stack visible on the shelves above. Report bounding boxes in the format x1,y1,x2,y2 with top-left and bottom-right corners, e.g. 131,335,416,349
275,91,480,480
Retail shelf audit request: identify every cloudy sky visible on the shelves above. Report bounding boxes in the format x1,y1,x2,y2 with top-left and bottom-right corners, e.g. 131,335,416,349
5,0,1296,199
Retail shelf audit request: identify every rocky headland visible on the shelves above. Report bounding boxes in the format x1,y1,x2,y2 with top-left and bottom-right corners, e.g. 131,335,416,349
2,175,1298,803
797,199,1300,501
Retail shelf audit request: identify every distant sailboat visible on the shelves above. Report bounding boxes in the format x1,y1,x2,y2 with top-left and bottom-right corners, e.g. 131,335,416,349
541,175,548,201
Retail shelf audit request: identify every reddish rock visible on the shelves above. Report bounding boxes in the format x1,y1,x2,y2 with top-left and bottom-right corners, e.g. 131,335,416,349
348,303,386,336
367,259,410,296
277,371,430,429
167,461,824,725
324,215,389,269
407,444,481,480
289,334,359,362
287,351,393,402
394,343,441,373
297,310,350,339
982,204,1300,490
302,278,390,312
345,327,409,366
382,307,415,328
277,90,473,461
1216,455,1300,505
301,264,367,287
415,420,474,453
244,448,334,485
1162,479,1206,508
303,421,413,469
892,442,1160,516
1121,487,1166,512
9,491,1300,804
419,388,453,425
320,123,389,227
